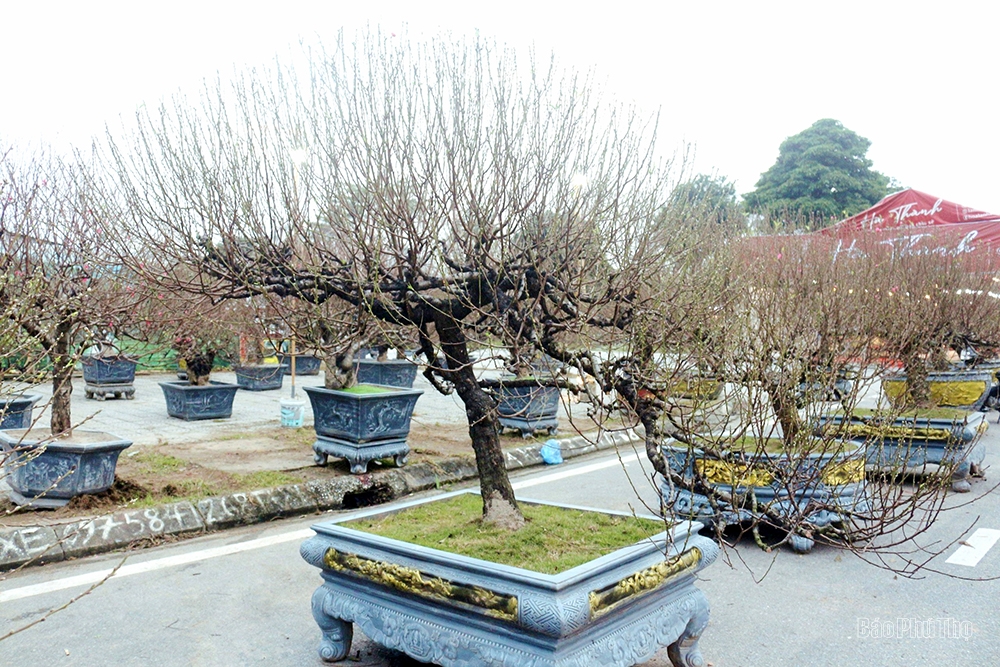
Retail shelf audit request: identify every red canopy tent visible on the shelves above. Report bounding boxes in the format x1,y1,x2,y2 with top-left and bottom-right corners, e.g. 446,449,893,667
816,189,1000,259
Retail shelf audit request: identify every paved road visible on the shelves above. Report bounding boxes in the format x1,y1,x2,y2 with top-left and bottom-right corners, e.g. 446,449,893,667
2,435,999,666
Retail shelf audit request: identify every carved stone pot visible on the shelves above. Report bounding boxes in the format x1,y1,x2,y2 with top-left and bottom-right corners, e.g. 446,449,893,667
234,364,284,391
882,370,994,411
497,381,561,438
279,354,322,376
0,428,132,508
300,490,718,667
661,437,868,554
304,384,422,474
354,359,418,388
159,381,239,420
815,409,988,493
0,394,42,429
82,355,138,400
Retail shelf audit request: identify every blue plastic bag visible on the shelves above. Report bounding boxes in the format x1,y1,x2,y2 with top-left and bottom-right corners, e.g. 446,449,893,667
540,438,563,465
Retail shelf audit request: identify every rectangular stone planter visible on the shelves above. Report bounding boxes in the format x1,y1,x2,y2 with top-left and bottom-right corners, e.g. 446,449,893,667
300,491,718,667
354,359,418,388
0,429,132,508
159,381,239,420
498,383,561,438
661,437,868,553
304,384,422,474
0,394,41,429
882,370,994,411
234,365,284,391
815,410,988,492
279,354,322,376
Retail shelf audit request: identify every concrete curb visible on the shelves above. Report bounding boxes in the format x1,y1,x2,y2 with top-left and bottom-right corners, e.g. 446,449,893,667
0,428,642,572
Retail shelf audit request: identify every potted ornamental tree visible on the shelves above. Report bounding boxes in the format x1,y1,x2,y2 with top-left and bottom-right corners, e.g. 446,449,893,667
155,296,241,421
816,247,1000,492
231,303,284,391
108,31,720,666
81,334,138,400
0,148,135,507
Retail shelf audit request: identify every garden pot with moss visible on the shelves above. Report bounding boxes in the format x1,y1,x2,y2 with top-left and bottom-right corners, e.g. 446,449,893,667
300,490,718,667
234,364,284,391
0,428,132,508
0,394,42,429
881,369,993,411
82,355,138,400
815,407,988,492
661,436,868,554
354,358,418,388
497,378,561,438
304,384,423,474
159,381,239,420
280,354,322,376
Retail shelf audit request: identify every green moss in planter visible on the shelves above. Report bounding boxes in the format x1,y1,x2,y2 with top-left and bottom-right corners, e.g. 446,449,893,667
339,384,395,395
346,493,664,574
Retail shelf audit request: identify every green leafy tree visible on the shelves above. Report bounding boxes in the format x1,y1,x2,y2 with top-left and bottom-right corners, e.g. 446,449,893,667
664,173,745,233
745,119,891,228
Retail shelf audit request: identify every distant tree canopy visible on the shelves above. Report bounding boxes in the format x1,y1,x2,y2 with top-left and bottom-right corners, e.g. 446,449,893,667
745,119,892,229
664,173,745,233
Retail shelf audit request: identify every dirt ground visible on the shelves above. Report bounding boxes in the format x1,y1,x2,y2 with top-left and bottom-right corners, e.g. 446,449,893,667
0,416,598,526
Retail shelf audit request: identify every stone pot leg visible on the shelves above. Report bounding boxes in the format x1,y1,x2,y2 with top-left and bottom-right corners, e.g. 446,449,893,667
312,588,353,662
667,590,711,667
951,459,973,493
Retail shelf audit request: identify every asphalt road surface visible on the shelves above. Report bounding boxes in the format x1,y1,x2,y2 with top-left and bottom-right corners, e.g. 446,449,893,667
2,436,999,667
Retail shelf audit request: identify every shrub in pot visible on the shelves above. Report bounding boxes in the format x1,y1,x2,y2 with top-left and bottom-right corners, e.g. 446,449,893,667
159,333,239,420
82,340,138,400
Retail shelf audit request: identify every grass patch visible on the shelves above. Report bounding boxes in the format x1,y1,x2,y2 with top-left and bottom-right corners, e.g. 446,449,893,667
129,451,188,473
346,493,664,574
341,384,395,394
234,470,299,487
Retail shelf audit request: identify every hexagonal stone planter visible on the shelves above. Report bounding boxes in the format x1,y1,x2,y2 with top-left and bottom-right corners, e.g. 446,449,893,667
0,429,132,508
354,359,418,388
661,437,868,553
280,354,322,376
159,381,239,420
0,394,41,429
498,382,561,438
815,409,988,492
234,364,284,391
82,355,137,400
304,384,422,474
300,491,719,667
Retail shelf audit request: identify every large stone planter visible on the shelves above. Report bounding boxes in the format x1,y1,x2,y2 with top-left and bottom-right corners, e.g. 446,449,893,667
882,370,993,411
304,384,423,474
82,355,137,400
661,437,868,553
497,382,561,438
354,359,418,388
815,410,988,492
0,429,132,508
279,354,322,376
159,381,239,420
234,364,284,391
0,394,42,429
300,491,718,667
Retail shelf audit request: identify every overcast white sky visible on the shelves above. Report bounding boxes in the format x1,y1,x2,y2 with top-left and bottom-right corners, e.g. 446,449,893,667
3,1,998,214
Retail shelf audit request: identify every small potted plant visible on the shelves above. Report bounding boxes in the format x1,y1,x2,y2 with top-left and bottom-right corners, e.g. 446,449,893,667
232,310,284,391
159,331,240,420
494,345,562,438
353,333,419,388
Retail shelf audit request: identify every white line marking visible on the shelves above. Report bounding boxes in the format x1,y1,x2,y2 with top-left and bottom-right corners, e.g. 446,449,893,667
3,452,642,603
0,529,313,603
946,528,1000,567
512,452,641,490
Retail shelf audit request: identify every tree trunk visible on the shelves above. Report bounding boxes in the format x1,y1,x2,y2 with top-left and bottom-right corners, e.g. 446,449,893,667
50,322,74,435
903,352,932,407
435,314,524,529
770,387,801,445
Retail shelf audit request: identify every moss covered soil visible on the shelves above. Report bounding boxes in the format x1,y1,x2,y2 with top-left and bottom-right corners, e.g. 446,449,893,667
346,493,665,574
